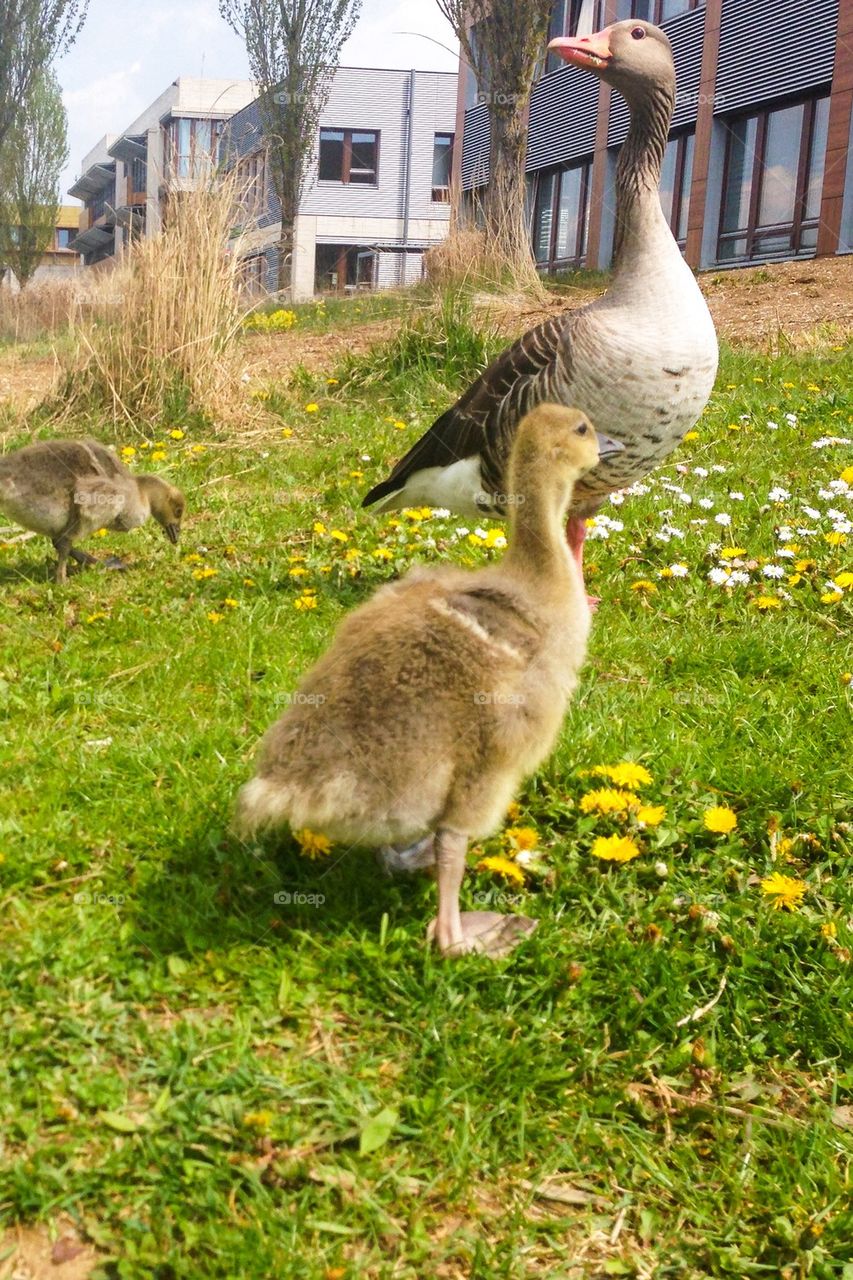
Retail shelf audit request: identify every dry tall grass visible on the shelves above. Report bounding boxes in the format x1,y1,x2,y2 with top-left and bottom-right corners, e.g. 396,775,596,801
0,277,89,344
425,181,548,303
59,174,248,429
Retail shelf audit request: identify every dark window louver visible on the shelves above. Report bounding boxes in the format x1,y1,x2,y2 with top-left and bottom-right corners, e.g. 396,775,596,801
714,0,838,116
461,102,491,189
526,68,600,170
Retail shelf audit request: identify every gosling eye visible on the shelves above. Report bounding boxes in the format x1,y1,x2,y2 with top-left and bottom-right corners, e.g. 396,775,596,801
576,422,589,436
631,25,646,39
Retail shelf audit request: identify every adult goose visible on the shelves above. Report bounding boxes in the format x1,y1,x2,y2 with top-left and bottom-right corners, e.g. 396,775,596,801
238,407,619,957
362,19,718,575
0,439,185,582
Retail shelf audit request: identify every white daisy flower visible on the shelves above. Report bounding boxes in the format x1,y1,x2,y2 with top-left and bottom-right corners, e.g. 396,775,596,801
763,565,786,579
729,491,745,501
768,487,791,502
670,563,689,578
455,527,470,537
766,420,779,430
431,508,450,518
785,413,797,425
802,506,822,519
609,492,625,506
693,467,709,477
776,549,795,559
714,513,732,527
708,567,730,585
699,497,714,509
711,465,727,474
729,571,750,586
776,527,795,541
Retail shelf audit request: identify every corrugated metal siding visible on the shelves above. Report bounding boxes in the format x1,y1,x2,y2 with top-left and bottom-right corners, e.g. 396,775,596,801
461,102,490,189
715,0,838,116
609,6,706,146
527,70,599,169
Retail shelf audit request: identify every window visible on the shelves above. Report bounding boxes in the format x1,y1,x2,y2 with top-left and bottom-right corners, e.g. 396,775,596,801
545,1,597,72
532,161,591,270
236,149,268,219
605,0,697,21
718,95,830,263
432,133,454,202
55,228,73,250
168,118,224,180
240,253,267,295
318,129,379,185
129,156,147,195
315,244,377,293
659,130,694,247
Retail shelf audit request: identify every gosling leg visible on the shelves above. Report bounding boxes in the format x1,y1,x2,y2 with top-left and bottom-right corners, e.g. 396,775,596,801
427,827,538,959
52,536,72,584
69,548,100,567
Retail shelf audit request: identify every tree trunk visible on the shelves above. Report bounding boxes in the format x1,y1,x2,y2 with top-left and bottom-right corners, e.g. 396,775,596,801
482,105,540,288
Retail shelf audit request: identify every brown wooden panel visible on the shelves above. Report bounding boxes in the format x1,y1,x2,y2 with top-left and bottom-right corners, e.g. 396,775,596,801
685,0,723,267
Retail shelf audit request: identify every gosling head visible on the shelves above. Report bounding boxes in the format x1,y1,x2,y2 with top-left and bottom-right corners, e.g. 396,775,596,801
510,405,623,499
138,474,186,545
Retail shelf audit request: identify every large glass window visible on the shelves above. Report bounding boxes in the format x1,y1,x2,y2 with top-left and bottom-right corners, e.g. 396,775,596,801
718,96,830,263
608,0,697,21
546,1,598,72
169,117,223,179
432,133,454,202
659,130,694,247
318,129,379,185
533,161,590,270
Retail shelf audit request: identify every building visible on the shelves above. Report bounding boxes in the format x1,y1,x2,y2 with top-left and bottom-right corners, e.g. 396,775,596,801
458,0,853,273
68,77,255,266
0,206,81,290
224,66,458,298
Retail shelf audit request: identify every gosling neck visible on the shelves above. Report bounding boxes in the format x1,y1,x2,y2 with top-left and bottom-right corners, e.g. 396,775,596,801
502,471,581,592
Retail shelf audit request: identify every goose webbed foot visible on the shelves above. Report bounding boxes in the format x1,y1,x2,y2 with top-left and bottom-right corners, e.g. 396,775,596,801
377,834,436,877
427,911,538,959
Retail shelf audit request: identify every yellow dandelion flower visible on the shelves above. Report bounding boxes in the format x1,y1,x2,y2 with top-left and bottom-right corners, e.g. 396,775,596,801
120,445,136,458
281,427,294,438
504,826,539,851
727,422,741,432
841,466,853,485
207,611,223,624
658,567,674,579
631,580,658,594
825,532,847,547
242,1110,274,1129
169,428,185,440
760,872,807,911
243,578,256,587
477,855,525,886
372,548,393,560
842,672,852,686
636,805,666,827
150,450,167,461
467,533,484,547
795,559,816,572
294,595,318,611
184,552,203,564
224,598,239,608
313,521,326,535
704,806,738,834
821,591,843,605
393,420,407,430
592,763,653,790
592,834,642,863
833,572,853,589
345,548,361,562
755,595,782,610
806,384,821,392
821,921,837,940
85,612,108,623
349,470,364,479
505,801,522,823
330,529,349,542
683,430,699,441
192,566,218,580
787,574,803,587
304,403,320,413
288,566,309,578
93,528,108,538
580,788,641,815
720,547,747,560
326,378,339,386
294,828,331,858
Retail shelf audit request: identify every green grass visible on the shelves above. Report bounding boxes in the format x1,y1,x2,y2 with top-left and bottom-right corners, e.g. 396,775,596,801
0,316,852,1278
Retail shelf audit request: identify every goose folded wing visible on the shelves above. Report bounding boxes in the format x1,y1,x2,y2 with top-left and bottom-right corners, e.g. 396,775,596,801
362,312,571,507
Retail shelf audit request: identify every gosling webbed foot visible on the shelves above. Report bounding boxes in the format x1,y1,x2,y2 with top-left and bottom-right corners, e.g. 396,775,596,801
427,911,538,959
69,548,100,567
377,835,436,877
103,555,130,571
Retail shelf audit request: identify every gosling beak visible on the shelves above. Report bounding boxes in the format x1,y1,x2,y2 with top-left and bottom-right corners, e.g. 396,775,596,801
548,28,613,73
165,523,181,545
595,432,624,460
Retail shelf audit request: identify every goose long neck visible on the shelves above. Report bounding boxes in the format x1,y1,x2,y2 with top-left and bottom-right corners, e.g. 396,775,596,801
612,80,675,270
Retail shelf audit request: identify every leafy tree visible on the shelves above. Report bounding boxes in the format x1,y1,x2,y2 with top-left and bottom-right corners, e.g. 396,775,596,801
219,0,362,296
0,0,87,155
436,0,554,279
0,68,69,288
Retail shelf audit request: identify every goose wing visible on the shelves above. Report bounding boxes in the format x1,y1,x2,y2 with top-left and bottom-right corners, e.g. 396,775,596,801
362,311,574,509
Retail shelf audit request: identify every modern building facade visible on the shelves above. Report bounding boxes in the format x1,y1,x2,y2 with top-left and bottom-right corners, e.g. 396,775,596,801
459,0,853,272
0,207,81,290
224,65,458,298
68,78,255,266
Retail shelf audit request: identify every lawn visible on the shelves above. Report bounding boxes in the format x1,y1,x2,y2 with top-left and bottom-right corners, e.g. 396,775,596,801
0,304,851,1278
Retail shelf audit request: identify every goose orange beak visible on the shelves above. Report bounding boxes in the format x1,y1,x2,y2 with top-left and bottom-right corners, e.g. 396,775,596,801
548,28,613,72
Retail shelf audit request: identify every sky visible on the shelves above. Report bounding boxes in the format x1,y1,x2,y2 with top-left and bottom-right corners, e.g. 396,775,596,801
56,0,460,201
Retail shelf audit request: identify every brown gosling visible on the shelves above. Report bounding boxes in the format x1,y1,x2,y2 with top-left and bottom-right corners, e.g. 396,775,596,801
236,405,623,958
0,438,185,583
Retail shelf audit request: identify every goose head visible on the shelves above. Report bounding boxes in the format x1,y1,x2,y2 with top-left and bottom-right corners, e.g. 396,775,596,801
138,474,186,544
510,405,623,499
548,19,676,108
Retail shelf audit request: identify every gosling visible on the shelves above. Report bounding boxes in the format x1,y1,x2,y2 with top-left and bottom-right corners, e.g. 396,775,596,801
0,438,185,583
237,405,623,958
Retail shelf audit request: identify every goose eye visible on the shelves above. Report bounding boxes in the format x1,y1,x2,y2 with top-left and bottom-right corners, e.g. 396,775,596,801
576,423,589,436
631,26,646,39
